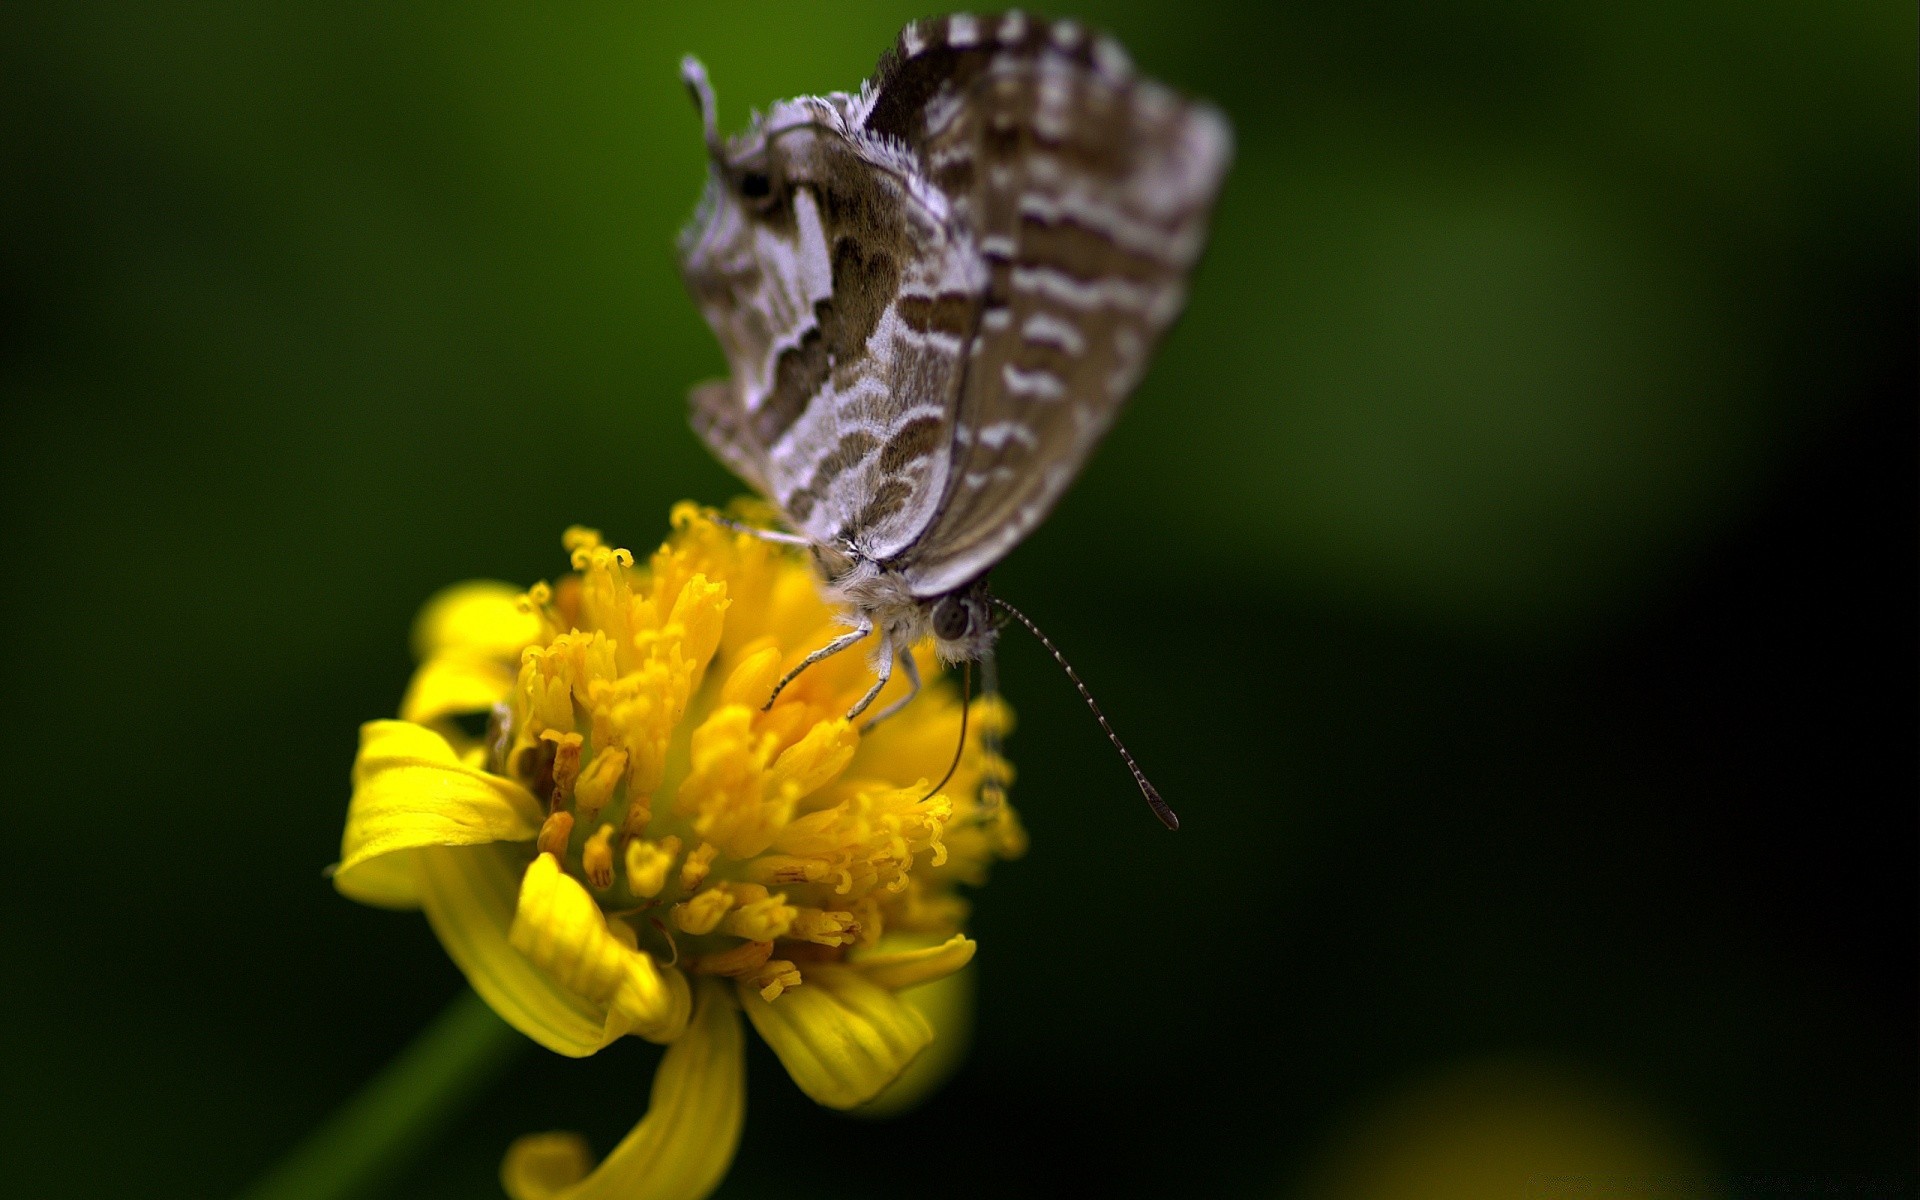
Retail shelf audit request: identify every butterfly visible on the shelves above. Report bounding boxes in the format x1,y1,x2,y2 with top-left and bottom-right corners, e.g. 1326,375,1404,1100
676,13,1231,827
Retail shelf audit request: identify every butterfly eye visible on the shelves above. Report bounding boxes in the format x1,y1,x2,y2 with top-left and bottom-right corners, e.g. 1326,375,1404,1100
931,595,971,642
736,169,779,210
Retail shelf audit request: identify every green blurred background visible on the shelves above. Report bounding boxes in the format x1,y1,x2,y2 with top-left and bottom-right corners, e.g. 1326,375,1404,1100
3,2,1912,1197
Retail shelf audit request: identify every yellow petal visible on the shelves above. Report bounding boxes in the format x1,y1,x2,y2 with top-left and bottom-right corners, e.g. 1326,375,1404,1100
740,965,933,1109
500,1133,592,1199
415,844,618,1058
510,854,691,1044
501,981,745,1200
411,580,540,662
400,655,515,725
849,934,975,991
335,721,544,907
856,963,975,1118
327,847,420,911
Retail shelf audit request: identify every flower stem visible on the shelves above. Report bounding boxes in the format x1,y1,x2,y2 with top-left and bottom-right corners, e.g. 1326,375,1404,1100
239,988,526,1200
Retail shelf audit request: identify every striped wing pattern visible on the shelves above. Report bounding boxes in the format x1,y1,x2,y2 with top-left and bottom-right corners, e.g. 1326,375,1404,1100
679,98,979,560
680,13,1228,592
689,378,771,498
866,14,1231,596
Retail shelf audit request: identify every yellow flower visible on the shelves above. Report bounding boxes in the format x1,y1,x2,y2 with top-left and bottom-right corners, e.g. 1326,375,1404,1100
335,504,1023,1199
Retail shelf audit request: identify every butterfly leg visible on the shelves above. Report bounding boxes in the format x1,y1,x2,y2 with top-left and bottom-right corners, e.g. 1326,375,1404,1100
976,647,1010,815
859,644,922,732
704,510,812,547
845,629,895,722
763,613,872,710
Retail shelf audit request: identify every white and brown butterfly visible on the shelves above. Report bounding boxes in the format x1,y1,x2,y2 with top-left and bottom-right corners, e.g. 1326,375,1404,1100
677,12,1230,827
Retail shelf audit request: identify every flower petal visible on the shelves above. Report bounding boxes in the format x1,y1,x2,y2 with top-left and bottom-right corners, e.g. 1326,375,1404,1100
848,934,975,991
500,1133,592,1199
510,854,691,1044
740,965,933,1109
335,721,543,907
856,964,975,1118
400,655,516,726
501,981,745,1200
416,844,618,1058
412,580,539,661
327,848,420,911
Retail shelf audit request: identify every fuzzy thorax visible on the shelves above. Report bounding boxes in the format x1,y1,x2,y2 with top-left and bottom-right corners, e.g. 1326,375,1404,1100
819,552,1001,666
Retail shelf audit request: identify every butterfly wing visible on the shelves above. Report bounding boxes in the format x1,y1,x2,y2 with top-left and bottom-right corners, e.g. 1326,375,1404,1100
864,14,1232,597
679,90,983,560
689,377,772,497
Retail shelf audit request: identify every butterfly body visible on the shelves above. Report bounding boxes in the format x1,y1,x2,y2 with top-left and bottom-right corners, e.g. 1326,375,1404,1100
678,12,1229,702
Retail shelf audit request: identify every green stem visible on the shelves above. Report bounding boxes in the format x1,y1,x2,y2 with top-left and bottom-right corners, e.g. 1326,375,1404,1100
239,988,526,1200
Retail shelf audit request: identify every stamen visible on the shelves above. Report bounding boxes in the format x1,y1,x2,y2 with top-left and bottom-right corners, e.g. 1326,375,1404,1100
620,793,653,840
581,824,616,890
679,842,718,892
748,959,802,1002
687,939,774,977
574,748,626,827
721,889,798,941
624,835,680,898
536,811,574,860
791,907,859,946
743,855,829,885
673,887,733,935
542,730,584,810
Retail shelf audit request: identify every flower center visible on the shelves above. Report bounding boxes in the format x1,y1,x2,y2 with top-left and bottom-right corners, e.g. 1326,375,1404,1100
490,519,1005,1000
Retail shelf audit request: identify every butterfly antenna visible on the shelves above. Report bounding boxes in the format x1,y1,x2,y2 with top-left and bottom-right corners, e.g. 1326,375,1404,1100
919,659,971,804
989,596,1179,830
680,55,722,160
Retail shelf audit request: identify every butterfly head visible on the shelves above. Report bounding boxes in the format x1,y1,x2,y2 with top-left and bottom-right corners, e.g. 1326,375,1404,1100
924,579,999,665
